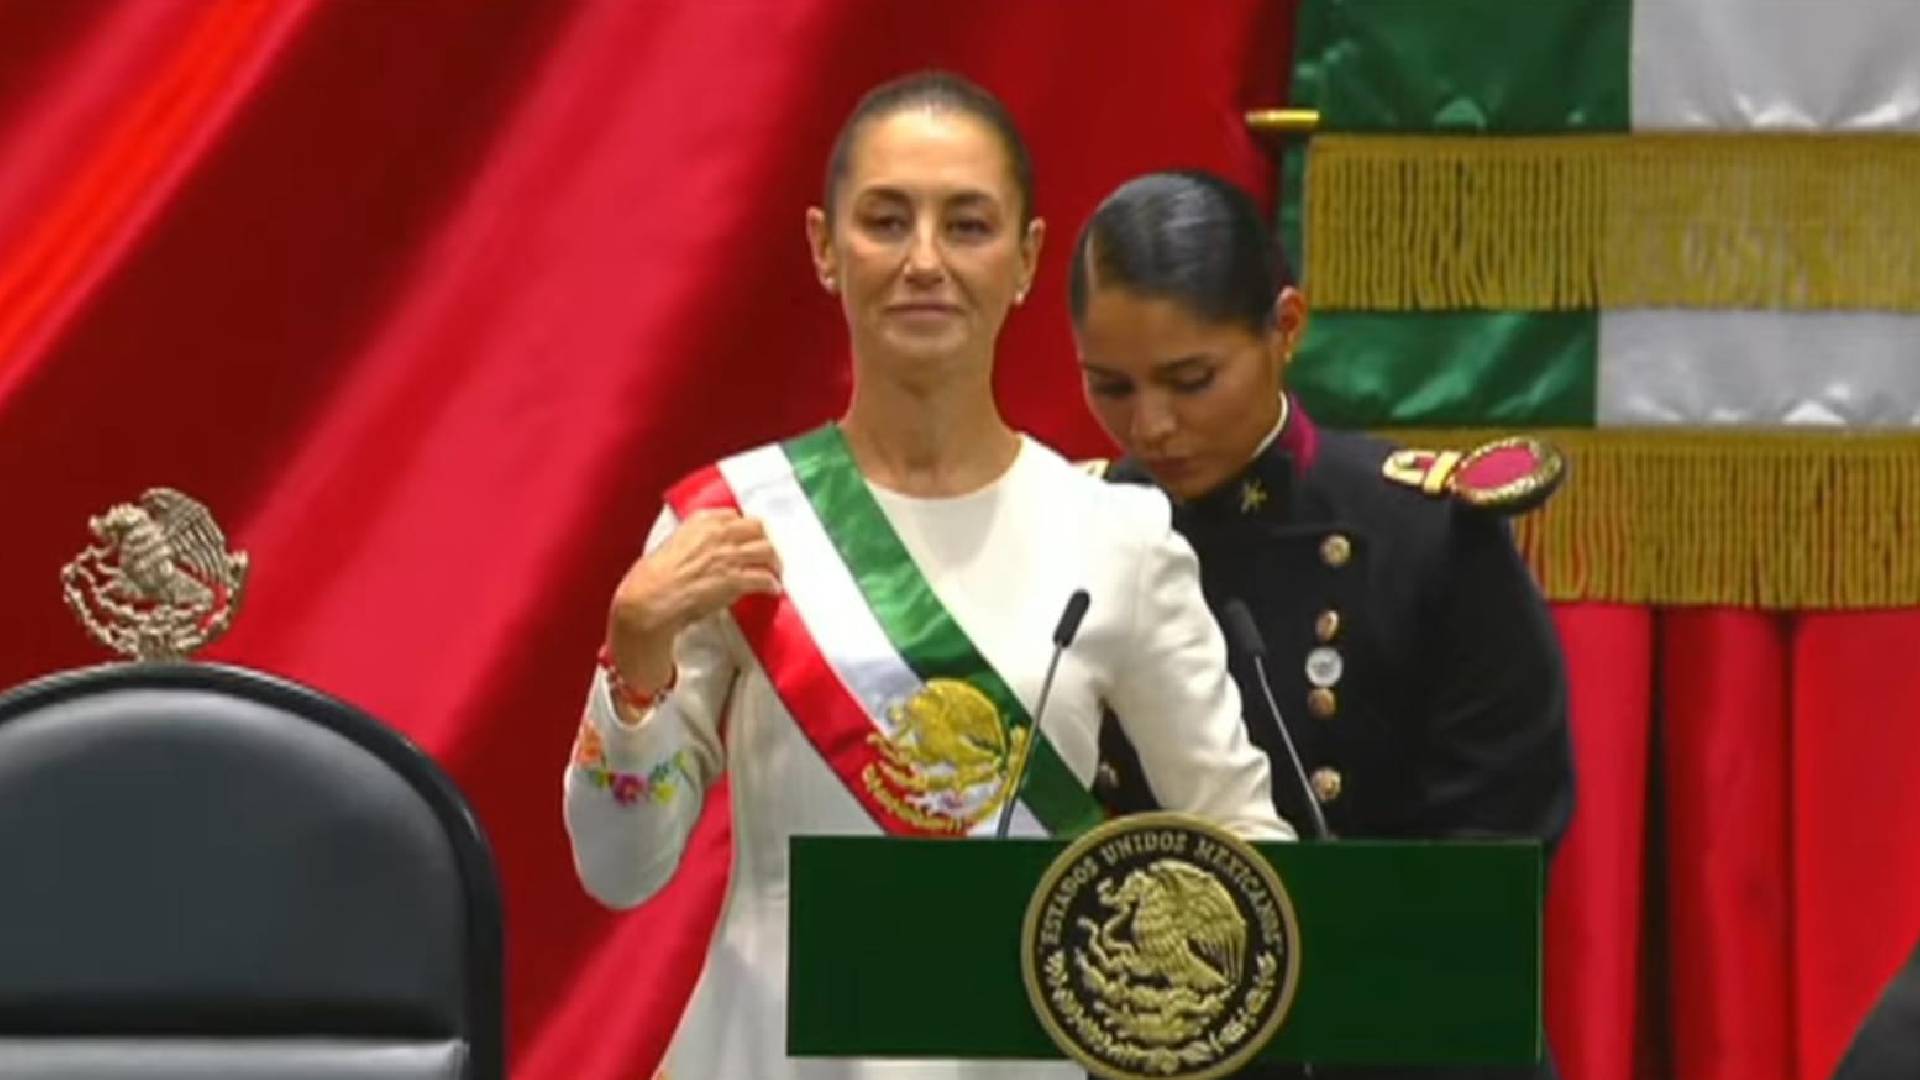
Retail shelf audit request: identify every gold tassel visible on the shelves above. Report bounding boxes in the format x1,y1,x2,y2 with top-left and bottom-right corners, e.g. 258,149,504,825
1309,134,1920,312
1382,429,1920,609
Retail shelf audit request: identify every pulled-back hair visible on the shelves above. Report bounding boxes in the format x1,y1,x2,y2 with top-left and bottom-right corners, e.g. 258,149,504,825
823,70,1035,225
1069,170,1296,334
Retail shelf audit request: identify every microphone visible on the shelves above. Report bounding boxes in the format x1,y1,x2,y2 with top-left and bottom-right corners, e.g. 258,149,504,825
1222,599,1332,841
994,589,1091,839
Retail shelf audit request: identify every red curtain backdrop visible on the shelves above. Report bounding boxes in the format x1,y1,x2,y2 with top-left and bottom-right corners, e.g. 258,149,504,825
1,5,1916,1080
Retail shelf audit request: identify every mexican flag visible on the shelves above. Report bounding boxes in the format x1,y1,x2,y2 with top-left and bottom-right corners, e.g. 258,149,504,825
1280,0,1920,611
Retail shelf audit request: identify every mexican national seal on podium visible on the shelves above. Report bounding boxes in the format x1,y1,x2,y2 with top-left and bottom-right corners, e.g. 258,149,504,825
1022,812,1302,1080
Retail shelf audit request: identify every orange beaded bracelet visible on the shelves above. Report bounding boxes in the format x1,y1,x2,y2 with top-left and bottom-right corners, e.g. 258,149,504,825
597,643,676,712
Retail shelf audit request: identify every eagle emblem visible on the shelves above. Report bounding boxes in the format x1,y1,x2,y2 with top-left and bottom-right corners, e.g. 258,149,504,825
60,488,249,660
863,678,1029,832
1023,813,1300,1079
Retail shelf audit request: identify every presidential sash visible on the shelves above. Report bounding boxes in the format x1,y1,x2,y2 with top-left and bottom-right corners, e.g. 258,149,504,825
665,425,1103,838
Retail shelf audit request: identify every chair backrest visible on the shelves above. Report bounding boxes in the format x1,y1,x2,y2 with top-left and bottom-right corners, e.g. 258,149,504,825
0,662,503,1080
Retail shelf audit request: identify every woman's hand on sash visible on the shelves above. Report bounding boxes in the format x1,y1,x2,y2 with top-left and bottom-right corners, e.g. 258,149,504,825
607,508,783,696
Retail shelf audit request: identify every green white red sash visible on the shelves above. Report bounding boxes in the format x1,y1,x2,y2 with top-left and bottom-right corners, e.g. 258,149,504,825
665,425,1103,838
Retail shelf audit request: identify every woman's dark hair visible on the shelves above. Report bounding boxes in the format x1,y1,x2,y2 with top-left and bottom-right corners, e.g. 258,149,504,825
1069,170,1296,334
823,70,1035,225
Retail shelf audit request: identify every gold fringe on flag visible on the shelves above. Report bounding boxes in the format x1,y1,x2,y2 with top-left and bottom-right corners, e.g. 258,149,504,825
1310,134,1920,311
1384,429,1920,609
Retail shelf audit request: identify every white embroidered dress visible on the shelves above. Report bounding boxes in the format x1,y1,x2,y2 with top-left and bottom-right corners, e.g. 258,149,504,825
564,431,1290,1080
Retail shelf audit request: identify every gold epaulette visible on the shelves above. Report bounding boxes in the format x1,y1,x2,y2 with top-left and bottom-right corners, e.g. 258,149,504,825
1381,436,1566,515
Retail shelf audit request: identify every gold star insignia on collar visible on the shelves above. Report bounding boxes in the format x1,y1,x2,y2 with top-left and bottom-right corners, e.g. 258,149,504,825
1239,478,1269,514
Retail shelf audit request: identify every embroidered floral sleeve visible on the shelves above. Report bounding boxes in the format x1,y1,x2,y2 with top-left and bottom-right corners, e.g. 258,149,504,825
563,505,735,910
570,717,692,808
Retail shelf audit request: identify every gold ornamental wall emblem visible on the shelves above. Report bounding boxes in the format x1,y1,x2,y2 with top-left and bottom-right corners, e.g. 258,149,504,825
863,677,1029,832
1022,813,1301,1079
60,488,249,660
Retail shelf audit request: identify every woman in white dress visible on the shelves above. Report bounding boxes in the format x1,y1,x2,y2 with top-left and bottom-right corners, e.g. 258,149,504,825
563,70,1293,1080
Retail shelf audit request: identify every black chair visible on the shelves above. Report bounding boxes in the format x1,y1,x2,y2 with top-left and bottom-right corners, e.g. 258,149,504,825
0,663,503,1080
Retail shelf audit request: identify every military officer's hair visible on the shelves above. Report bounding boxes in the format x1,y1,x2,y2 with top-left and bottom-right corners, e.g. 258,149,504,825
822,70,1036,227
1068,170,1296,335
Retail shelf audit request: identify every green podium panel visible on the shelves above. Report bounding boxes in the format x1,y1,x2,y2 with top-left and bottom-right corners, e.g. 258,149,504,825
789,837,1541,1066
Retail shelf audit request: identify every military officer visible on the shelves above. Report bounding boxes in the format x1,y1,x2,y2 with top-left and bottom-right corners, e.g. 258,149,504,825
1067,169,1575,1080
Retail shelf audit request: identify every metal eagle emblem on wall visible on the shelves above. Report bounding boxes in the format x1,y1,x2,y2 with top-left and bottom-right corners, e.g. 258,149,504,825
60,488,249,661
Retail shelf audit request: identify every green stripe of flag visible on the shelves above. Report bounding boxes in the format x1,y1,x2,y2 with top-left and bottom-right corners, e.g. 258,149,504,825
1282,0,1630,428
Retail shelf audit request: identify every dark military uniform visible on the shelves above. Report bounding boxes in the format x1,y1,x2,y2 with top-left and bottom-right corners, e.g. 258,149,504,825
1094,401,1574,1080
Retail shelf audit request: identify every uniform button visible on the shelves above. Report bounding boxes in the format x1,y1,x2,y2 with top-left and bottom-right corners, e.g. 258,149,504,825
1095,762,1120,792
1305,646,1344,688
1314,609,1341,642
1320,533,1353,568
1311,766,1343,803
1307,687,1337,719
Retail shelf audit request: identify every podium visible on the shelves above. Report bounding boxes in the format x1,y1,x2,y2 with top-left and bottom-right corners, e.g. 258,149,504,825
789,822,1543,1073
